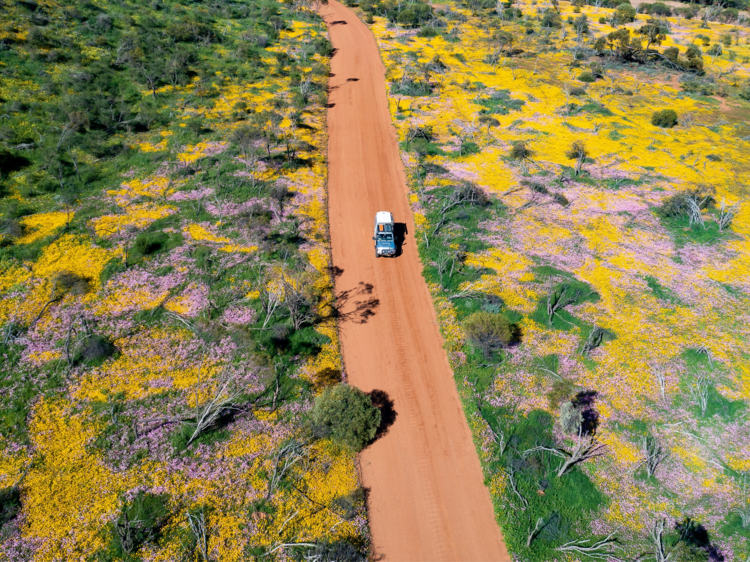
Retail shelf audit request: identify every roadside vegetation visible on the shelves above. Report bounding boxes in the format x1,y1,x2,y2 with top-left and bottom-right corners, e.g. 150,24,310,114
0,0,373,560
364,0,750,559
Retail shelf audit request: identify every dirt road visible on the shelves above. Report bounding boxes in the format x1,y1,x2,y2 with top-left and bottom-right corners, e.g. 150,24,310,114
322,2,510,560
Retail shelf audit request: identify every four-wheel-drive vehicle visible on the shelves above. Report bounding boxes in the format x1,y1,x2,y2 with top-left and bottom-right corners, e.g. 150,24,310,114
373,211,396,257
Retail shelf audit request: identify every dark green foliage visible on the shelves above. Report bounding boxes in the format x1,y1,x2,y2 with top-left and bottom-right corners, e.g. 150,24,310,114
641,1,672,15
658,187,715,218
560,391,599,435
463,311,520,357
540,8,562,28
128,231,182,263
614,3,637,23
458,140,480,156
54,271,91,295
479,408,606,557
577,71,596,82
664,46,680,62
391,76,433,96
100,258,126,286
97,493,171,561
303,541,368,562
476,89,525,115
74,335,116,366
417,26,440,38
0,487,21,532
312,384,381,451
370,0,433,26
652,109,678,127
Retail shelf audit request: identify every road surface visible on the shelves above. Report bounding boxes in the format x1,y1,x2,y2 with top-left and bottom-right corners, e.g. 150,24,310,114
322,2,511,560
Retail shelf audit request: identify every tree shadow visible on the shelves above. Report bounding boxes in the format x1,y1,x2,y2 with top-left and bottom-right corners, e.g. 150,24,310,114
367,389,397,442
393,222,408,257
347,77,359,82
331,20,348,25
320,281,379,324
328,265,344,278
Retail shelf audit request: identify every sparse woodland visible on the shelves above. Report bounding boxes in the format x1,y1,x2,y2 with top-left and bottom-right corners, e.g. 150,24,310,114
0,0,373,560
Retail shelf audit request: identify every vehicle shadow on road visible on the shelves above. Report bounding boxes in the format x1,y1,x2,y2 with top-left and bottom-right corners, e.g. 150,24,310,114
394,222,407,257
367,389,397,443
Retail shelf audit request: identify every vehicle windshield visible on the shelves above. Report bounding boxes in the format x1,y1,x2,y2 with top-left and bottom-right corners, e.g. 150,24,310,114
378,233,394,241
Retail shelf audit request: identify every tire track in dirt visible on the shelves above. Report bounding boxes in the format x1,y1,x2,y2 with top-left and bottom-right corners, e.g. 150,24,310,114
322,2,511,560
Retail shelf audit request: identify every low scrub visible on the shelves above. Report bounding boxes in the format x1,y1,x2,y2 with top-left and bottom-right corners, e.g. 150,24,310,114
463,311,520,357
651,109,678,128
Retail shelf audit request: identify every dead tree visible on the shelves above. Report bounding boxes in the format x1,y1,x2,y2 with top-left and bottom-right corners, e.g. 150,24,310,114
689,372,709,415
186,370,240,447
650,365,667,403
687,196,705,228
266,441,307,499
281,274,318,330
581,327,606,355
650,519,672,562
527,517,545,547
554,529,619,559
431,183,487,236
556,431,607,477
565,140,589,176
640,435,668,478
718,199,740,232
739,471,750,529
546,283,582,325
186,510,210,561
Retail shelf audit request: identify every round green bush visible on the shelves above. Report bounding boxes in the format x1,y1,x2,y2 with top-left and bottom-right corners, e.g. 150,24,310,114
614,3,636,23
463,311,519,357
312,384,381,451
577,71,596,83
651,109,678,128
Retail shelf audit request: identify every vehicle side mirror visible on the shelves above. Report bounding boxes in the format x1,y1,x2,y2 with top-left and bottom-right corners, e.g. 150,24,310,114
372,236,375,240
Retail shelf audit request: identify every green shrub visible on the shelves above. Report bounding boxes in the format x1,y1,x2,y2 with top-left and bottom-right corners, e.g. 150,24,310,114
541,8,562,28
642,2,672,15
463,311,519,357
417,26,439,38
663,46,679,62
312,384,381,451
681,79,715,95
577,71,596,82
651,109,678,128
614,3,636,23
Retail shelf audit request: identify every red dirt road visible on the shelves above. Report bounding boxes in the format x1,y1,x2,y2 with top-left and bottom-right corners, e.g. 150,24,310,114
322,2,510,560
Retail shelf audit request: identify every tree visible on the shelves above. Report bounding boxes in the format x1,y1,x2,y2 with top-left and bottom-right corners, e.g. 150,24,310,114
509,140,536,173
637,21,667,51
613,3,636,24
312,384,381,451
565,140,588,176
